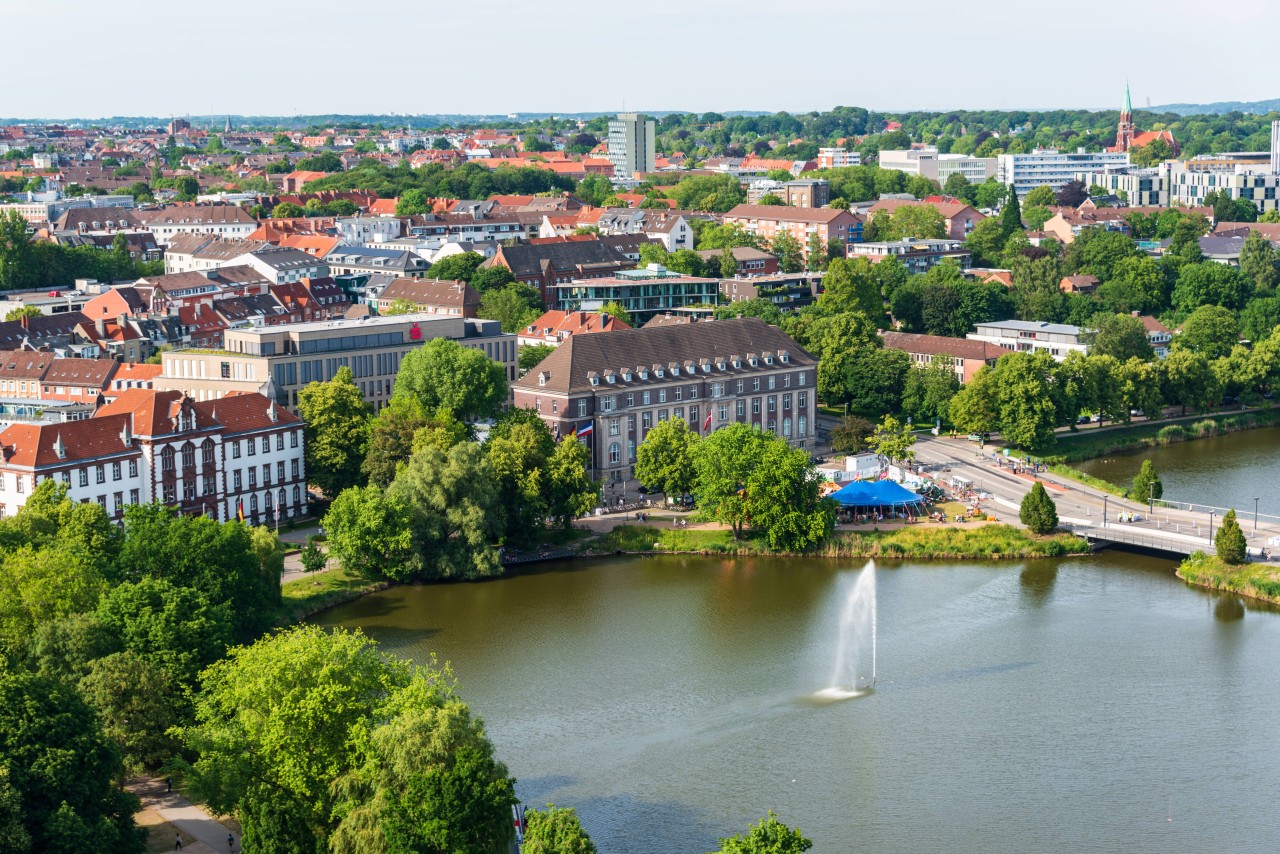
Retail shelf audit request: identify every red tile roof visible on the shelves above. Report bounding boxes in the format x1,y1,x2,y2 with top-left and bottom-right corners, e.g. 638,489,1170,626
0,414,136,468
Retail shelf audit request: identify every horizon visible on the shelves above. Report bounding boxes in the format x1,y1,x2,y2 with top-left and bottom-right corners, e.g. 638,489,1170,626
10,0,1280,119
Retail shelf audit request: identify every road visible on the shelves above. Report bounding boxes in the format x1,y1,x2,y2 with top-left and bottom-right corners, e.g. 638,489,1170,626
912,434,1280,558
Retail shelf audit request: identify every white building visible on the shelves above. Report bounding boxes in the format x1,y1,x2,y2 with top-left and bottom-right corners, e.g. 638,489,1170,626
879,148,997,183
141,205,258,245
997,148,1130,197
967,320,1087,360
606,113,657,177
817,148,861,169
0,389,305,526
1075,167,1168,207
1164,162,1280,214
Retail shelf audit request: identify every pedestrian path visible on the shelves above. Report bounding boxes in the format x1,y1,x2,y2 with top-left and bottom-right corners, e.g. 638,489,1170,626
128,778,239,853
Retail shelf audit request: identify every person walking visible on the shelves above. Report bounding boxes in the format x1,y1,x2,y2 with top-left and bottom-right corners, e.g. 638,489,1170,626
228,833,236,853
175,834,183,851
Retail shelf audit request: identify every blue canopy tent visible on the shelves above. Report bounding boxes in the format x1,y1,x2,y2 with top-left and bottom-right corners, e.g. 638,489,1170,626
829,480,926,513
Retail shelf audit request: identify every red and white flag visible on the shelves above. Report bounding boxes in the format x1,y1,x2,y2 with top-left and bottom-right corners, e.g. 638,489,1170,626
703,410,713,432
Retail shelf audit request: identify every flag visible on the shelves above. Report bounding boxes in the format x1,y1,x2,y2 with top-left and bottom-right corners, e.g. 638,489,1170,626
703,409,712,432
236,497,244,522
576,422,594,439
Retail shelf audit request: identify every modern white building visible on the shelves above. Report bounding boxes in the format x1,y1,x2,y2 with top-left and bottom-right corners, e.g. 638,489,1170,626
997,148,1130,197
606,113,657,177
1164,163,1280,214
966,320,1087,360
817,148,861,169
1074,167,1168,207
879,148,997,183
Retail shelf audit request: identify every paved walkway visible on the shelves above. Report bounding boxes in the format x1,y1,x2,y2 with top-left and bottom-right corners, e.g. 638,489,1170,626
128,778,239,853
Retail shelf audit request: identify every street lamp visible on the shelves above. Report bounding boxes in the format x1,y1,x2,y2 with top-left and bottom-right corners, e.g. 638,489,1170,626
1209,511,1215,543
1255,497,1260,534
1103,494,1108,528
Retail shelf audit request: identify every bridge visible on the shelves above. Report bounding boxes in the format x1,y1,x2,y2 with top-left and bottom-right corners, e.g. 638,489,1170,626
911,435,1280,560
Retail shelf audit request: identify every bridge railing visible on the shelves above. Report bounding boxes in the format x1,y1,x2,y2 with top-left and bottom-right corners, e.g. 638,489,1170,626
1150,498,1280,528
1067,525,1208,555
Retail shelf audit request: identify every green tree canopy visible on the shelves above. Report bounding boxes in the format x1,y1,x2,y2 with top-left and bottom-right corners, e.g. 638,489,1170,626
522,804,597,854
1086,312,1154,362
1176,304,1239,359
635,417,699,498
1214,508,1247,565
299,365,371,498
1019,482,1059,534
712,812,813,854
1128,459,1163,503
395,338,508,423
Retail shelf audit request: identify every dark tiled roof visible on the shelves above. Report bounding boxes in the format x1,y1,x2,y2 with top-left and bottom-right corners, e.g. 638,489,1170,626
882,331,1012,362
514,317,813,395
490,239,631,278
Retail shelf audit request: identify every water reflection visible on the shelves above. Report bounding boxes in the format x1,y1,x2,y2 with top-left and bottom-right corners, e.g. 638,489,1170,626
1019,561,1058,606
1213,595,1246,622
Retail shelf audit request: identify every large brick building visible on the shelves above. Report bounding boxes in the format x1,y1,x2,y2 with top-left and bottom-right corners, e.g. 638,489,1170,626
512,317,816,484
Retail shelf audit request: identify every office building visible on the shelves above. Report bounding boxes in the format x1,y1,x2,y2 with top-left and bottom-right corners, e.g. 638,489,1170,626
997,148,1130,197
966,320,1087,360
878,148,997,183
550,265,721,326
606,113,657,177
512,317,816,482
156,313,516,411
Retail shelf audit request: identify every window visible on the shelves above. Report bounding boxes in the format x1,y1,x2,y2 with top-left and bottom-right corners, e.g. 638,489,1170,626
799,391,807,408
182,444,195,469
276,434,284,451
79,469,88,487
799,415,808,437
752,378,760,391
291,459,299,479
608,442,621,464
204,476,215,496
602,396,615,412
163,483,176,504
95,465,105,484
642,412,652,429
642,391,651,405
626,393,635,407
112,462,121,481
719,404,728,421
293,485,301,507
250,494,258,516
15,475,23,495
674,386,682,401
609,420,619,437
291,431,299,448
753,399,761,415
783,417,793,438
183,480,196,501
783,394,792,411
628,440,636,460
247,440,255,456
60,470,70,484
658,409,668,422
577,400,588,417
262,436,270,453
768,397,776,413
689,385,698,399
263,464,271,485
658,389,667,403
784,373,791,388
627,415,636,431
130,489,139,505
232,441,241,459
277,461,285,482
233,470,242,490
202,441,214,466
798,372,806,386
768,376,776,390
249,469,257,489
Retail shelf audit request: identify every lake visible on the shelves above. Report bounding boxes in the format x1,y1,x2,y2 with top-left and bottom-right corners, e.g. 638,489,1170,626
320,552,1280,853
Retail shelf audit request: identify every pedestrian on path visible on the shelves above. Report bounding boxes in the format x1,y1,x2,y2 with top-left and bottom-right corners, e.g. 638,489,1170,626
166,776,173,793
228,832,236,853
175,833,183,851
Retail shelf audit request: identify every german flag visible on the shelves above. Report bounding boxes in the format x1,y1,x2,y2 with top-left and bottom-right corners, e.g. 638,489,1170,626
236,497,245,522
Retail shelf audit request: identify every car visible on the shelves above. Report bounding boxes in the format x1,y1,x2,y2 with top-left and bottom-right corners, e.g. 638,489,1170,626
1130,409,1145,417
966,433,983,443
1090,413,1101,423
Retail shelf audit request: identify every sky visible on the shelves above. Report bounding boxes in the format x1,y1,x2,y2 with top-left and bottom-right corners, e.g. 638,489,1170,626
8,0,1280,120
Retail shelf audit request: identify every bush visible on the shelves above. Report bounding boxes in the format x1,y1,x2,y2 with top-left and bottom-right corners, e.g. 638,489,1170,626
1019,482,1059,534
1215,509,1247,565
1128,459,1163,503
1156,425,1186,443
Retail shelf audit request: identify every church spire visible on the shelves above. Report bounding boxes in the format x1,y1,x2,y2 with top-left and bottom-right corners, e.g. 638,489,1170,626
1124,82,1132,117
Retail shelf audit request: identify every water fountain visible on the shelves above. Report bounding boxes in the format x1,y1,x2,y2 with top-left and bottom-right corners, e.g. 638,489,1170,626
815,561,876,700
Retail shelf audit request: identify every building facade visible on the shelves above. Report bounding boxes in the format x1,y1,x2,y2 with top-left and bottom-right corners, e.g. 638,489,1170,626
878,148,997,183
0,390,305,526
966,320,1086,360
606,113,657,177
157,313,516,411
512,317,816,483
550,265,721,325
848,238,971,274
723,205,864,260
1075,167,1168,207
881,331,1012,384
997,148,1130,197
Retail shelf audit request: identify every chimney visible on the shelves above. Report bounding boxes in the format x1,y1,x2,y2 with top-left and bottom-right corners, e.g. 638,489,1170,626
95,317,106,337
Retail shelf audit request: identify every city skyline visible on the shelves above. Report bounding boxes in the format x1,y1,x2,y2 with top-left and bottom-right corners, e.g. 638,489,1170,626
9,0,1280,120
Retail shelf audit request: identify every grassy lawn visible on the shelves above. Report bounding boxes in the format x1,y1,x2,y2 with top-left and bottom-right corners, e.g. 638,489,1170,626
1177,552,1280,604
586,523,1088,560
276,567,385,625
1044,409,1280,463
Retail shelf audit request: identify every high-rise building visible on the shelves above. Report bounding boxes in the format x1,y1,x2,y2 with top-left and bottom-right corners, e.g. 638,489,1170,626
1271,120,1280,174
606,113,656,177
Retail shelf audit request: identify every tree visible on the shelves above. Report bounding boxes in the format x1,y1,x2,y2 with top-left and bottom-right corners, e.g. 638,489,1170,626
635,417,699,497
471,265,517,294
0,209,36,290
324,485,420,580
329,676,517,854
901,360,960,426
963,216,1008,267
692,424,773,540
1024,185,1057,208
830,416,873,455
4,304,41,322
1000,184,1023,236
479,282,543,333
519,343,556,375
0,671,145,854
942,172,974,204
1239,230,1279,293
745,440,835,551
388,443,504,579
485,413,555,545
819,257,884,323
713,812,812,854
1019,482,1059,534
78,651,182,772
181,627,413,853
381,297,417,316
300,536,328,573
299,366,371,497
0,544,104,662
769,231,804,273
1161,348,1220,415
1087,312,1154,361
1055,180,1087,208
599,301,631,327
522,804,597,854
362,396,427,488
885,204,946,241
426,252,486,283
757,193,785,206
271,201,304,219
869,415,916,462
172,176,199,201
1176,304,1239,360
545,434,598,530
1129,459,1163,503
1171,262,1253,315
395,338,507,423
1214,508,1247,565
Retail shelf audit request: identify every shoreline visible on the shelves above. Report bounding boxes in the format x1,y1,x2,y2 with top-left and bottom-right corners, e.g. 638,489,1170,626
1175,552,1280,607
1043,408,1280,466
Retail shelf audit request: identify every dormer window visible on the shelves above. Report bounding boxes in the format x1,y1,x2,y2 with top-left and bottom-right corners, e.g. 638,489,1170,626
764,353,774,365
639,369,648,380
622,370,632,382
589,373,600,386
748,355,758,367
717,359,726,370
655,368,664,378
606,373,616,384
538,371,548,387
779,351,790,363
670,365,679,376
